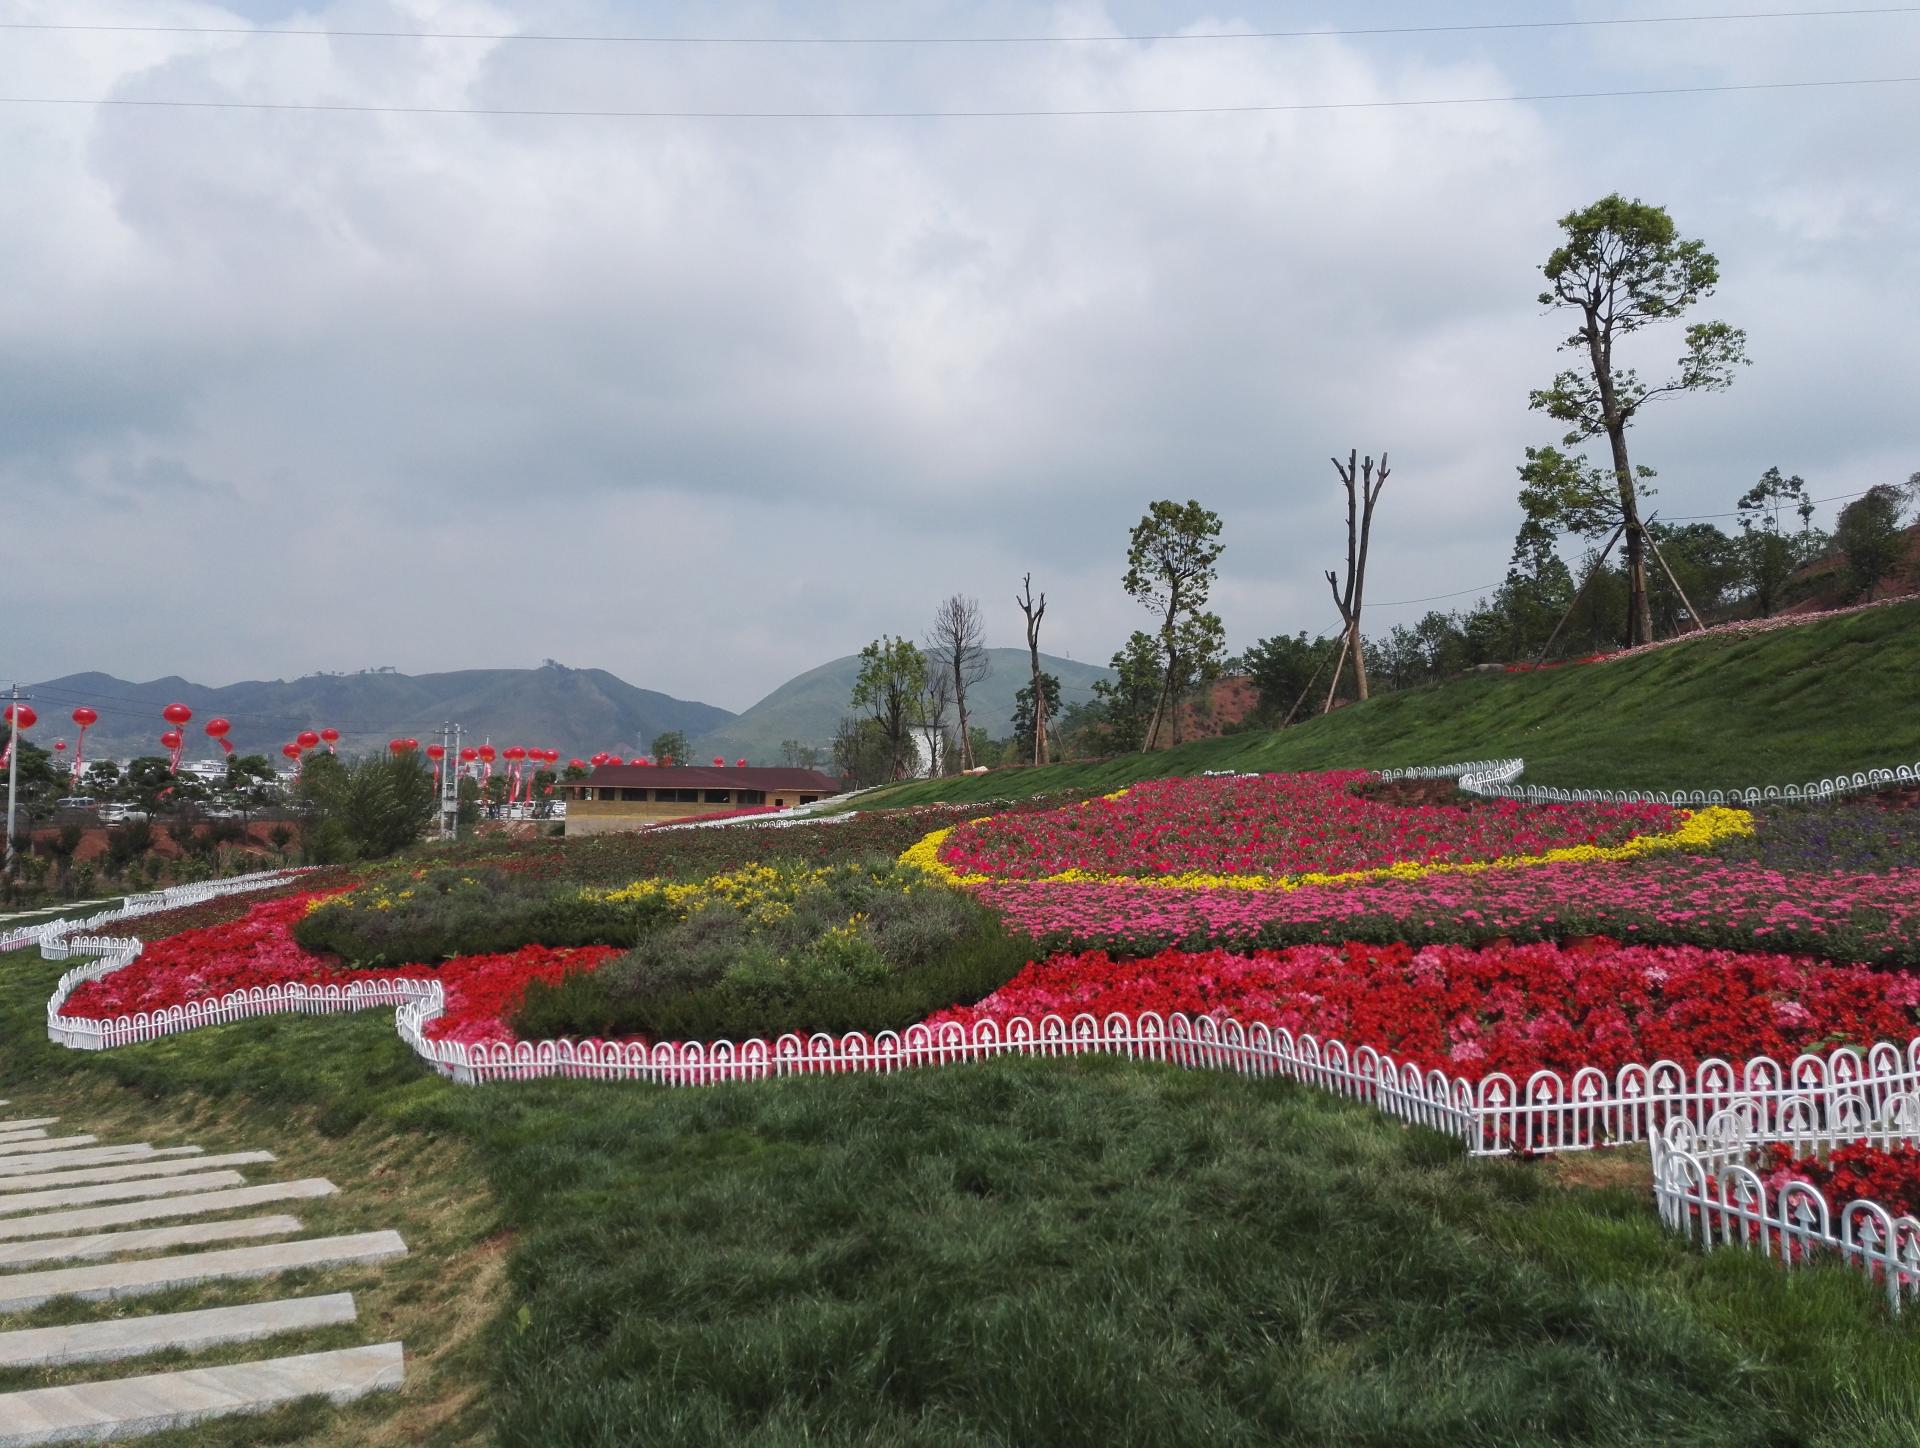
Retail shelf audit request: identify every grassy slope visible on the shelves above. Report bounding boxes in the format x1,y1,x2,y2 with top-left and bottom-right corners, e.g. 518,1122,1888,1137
858,599,1920,808
9,942,1920,1446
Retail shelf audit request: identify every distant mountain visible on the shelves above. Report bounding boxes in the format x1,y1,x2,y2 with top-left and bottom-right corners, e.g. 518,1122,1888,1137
25,664,734,763
693,648,1115,763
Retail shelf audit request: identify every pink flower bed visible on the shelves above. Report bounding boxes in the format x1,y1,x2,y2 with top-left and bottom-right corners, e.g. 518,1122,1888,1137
58,893,615,1049
924,939,1920,1080
937,771,1679,881
976,857,1920,966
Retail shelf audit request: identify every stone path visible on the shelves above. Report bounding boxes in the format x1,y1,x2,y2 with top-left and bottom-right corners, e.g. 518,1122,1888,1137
0,1114,408,1444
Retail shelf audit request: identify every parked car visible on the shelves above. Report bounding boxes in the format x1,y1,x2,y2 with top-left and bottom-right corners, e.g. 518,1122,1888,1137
53,796,99,813
98,804,150,825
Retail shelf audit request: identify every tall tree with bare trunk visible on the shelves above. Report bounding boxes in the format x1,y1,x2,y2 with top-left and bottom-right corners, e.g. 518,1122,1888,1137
926,595,989,771
1124,499,1224,752
1324,450,1389,704
1016,573,1050,766
1531,193,1748,645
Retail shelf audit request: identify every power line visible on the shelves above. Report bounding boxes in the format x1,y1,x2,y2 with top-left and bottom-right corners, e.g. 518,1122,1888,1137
7,7,1916,46
2,74,1915,121
1658,485,1870,520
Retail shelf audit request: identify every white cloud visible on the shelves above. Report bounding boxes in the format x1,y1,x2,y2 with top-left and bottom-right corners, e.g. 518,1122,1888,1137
2,0,1916,708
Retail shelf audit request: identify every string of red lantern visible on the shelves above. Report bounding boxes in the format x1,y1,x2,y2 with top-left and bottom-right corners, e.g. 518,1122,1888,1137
70,706,96,779
0,703,35,770
160,703,192,773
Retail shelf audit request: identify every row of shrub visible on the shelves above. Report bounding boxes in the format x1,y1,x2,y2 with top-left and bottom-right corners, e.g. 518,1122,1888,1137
512,860,1033,1043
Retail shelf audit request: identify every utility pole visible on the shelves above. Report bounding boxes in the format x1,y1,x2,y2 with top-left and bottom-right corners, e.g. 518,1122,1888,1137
439,721,462,841
4,683,30,877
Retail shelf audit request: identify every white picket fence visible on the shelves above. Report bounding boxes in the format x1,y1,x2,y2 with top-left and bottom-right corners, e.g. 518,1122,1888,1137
1652,1094,1920,1313
1379,756,1920,809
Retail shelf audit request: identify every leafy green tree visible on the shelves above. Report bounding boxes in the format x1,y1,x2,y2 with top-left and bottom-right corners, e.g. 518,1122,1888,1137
225,753,280,807
1011,674,1061,763
649,731,688,766
1737,467,1819,616
122,757,176,810
849,636,928,780
561,761,590,781
1834,484,1911,600
299,752,435,862
780,739,824,770
1090,632,1166,752
831,716,893,789
1123,499,1225,750
1241,631,1336,722
1530,194,1748,645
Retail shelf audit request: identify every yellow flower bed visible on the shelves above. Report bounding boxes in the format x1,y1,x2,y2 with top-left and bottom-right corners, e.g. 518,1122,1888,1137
899,801,1754,893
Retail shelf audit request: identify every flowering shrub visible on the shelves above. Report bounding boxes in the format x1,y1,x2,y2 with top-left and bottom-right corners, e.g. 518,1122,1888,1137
1758,1142,1920,1222
924,940,1920,1080
920,772,1738,889
974,857,1920,967
518,859,1032,1044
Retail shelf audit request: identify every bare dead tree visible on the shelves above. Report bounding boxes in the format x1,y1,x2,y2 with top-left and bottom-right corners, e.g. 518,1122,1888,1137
927,595,990,771
1324,450,1390,703
1016,573,1049,766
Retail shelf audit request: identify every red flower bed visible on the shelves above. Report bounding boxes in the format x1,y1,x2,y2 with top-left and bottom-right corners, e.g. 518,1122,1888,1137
922,939,1920,1080
1759,1142,1920,1221
937,771,1681,881
59,893,614,1050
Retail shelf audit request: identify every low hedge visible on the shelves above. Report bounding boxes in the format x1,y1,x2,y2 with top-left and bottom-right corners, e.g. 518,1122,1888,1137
293,868,670,967
511,861,1037,1043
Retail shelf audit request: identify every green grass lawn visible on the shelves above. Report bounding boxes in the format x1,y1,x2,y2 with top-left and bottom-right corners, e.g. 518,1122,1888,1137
859,599,1920,808
8,942,1920,1446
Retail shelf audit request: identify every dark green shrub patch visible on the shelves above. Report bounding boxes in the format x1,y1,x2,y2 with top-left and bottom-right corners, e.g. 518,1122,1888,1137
292,867,669,966
511,858,1035,1043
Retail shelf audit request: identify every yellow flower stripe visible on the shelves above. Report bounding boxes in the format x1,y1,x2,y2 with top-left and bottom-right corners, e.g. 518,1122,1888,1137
898,803,1754,893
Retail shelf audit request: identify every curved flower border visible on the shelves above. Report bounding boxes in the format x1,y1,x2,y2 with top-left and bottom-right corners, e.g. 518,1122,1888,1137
898,788,1754,892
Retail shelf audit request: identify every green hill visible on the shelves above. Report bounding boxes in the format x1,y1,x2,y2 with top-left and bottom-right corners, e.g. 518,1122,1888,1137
27,663,733,762
692,648,1114,764
858,599,1920,807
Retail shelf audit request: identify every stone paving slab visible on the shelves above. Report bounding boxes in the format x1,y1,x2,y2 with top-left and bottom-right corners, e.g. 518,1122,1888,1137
0,1174,248,1224
0,1182,336,1243
0,1135,48,1148
0,1155,275,1198
0,1231,407,1313
0,1123,57,1136
0,1340,404,1445
0,1139,100,1164
0,1293,357,1370
0,1150,191,1182
0,1216,302,1269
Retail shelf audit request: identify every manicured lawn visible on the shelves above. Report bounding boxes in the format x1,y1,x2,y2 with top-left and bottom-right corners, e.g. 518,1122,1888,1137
858,599,1920,808
9,941,1920,1446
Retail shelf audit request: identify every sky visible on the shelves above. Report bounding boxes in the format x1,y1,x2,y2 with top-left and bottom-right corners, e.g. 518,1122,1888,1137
1,0,1916,712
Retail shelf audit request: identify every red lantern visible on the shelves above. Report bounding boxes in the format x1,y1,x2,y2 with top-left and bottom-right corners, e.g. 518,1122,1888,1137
713,756,725,767
296,729,319,750
207,718,236,756
53,739,67,752
637,757,652,767
589,752,607,766
2,704,35,730
162,702,192,726
503,746,525,762
63,704,97,776
460,747,478,763
281,742,301,760
569,758,586,770
402,737,418,750
388,738,406,753
160,729,183,750
478,744,496,762
737,759,748,768
426,743,446,760
545,749,560,764
320,727,340,754
71,706,97,729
